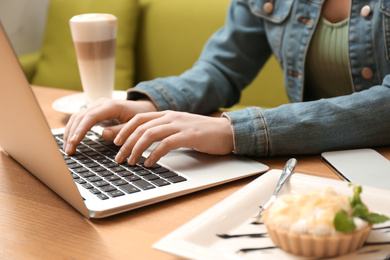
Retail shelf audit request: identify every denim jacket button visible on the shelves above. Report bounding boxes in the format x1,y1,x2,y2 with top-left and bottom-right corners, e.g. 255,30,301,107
263,2,274,14
361,67,373,79
360,5,371,17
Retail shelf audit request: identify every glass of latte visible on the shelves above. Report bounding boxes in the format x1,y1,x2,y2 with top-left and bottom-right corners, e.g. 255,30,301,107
69,13,117,105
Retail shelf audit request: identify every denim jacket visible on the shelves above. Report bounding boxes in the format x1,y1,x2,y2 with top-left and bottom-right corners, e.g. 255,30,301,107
128,0,390,157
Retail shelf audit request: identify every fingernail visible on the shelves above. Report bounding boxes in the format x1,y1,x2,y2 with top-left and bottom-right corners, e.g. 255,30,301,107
65,144,74,155
144,158,152,168
103,129,114,140
115,152,124,163
114,135,123,145
128,156,136,166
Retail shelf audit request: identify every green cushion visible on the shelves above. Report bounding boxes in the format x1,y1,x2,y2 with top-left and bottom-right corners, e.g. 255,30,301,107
136,0,230,82
136,0,288,109
18,51,40,81
32,0,138,91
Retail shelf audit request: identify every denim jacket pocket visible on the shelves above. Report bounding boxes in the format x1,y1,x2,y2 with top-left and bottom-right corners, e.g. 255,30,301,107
248,0,294,63
248,0,294,23
380,0,390,60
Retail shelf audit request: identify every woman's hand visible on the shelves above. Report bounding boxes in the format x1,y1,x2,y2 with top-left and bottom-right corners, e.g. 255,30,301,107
63,98,157,155
105,110,234,167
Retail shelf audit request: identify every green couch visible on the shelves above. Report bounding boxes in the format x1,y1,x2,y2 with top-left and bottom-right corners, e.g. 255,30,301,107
19,0,289,110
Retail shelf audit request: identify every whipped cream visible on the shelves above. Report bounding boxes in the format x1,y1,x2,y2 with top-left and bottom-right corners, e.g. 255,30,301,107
267,187,368,236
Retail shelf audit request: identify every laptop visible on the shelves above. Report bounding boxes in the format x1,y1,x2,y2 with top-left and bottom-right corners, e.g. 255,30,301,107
0,22,269,218
322,148,390,190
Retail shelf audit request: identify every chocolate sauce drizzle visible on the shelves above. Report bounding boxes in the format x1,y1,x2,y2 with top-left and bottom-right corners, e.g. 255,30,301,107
216,232,268,239
237,246,277,254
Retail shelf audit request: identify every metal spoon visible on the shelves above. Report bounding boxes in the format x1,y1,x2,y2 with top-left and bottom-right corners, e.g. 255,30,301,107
251,158,297,224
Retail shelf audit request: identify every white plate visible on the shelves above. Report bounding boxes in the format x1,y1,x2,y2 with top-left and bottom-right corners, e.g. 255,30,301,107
154,169,390,260
52,91,127,115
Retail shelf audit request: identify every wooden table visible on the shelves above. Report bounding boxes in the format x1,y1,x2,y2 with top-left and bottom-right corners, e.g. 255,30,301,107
0,85,388,259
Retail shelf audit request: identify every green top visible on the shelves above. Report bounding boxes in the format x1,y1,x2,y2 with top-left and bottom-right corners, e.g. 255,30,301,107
305,17,353,101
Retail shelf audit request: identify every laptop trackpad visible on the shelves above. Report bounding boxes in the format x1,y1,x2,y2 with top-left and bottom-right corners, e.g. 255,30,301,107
144,143,265,178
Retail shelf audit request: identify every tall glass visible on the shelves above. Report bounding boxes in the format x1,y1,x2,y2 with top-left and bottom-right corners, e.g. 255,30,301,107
69,13,117,105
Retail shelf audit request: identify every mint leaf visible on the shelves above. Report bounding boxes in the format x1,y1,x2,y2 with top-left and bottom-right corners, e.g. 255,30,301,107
349,185,389,225
362,213,390,224
353,203,369,218
334,210,356,232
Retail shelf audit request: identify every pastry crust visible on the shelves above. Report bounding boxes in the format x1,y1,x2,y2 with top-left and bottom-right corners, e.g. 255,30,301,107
263,203,372,258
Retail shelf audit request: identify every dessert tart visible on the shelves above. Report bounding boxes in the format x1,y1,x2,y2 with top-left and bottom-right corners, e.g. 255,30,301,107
262,185,389,258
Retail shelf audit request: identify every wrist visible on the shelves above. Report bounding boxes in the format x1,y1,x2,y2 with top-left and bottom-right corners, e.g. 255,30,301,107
136,98,158,113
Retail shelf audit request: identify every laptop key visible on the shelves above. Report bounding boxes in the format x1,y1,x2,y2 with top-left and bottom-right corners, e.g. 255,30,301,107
134,169,151,176
108,190,125,197
120,184,140,194
152,167,170,174
84,151,99,156
100,185,117,192
78,171,96,178
97,194,109,200
65,158,76,164
143,174,159,181
86,176,102,182
111,166,126,172
117,171,133,177
151,178,171,187
94,181,109,187
83,183,94,189
132,180,155,190
90,188,101,194
78,158,94,164
75,178,86,184
104,162,119,168
84,162,100,168
104,175,120,181
90,166,106,172
159,171,178,179
168,176,187,183
73,167,89,174
124,174,141,182
68,163,82,169
124,165,143,172
111,179,128,186
96,158,112,164
97,170,114,177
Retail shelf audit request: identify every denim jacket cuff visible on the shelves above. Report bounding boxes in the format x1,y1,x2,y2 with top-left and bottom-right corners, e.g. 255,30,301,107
127,81,179,111
222,107,269,156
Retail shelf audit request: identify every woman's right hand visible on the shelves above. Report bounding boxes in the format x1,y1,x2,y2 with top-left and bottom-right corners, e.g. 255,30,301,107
63,98,158,155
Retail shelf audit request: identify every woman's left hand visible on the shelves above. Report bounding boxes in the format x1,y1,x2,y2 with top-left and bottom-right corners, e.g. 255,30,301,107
103,110,234,167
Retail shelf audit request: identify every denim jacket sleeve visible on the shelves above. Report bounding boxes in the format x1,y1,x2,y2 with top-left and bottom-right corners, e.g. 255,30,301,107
127,0,272,114
222,76,390,156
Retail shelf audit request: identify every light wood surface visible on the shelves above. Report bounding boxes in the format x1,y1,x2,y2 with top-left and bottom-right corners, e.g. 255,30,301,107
0,85,388,259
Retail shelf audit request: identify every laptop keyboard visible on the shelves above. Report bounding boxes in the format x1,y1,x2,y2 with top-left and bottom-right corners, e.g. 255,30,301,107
54,131,187,200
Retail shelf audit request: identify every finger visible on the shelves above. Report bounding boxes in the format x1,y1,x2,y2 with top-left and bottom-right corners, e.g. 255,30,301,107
64,99,117,154
113,112,175,163
64,108,101,154
116,122,179,164
63,108,92,154
102,124,126,141
128,124,181,165
63,98,107,144
144,132,191,167
113,111,166,146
